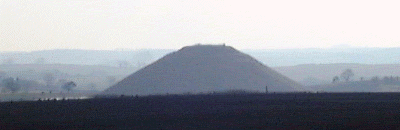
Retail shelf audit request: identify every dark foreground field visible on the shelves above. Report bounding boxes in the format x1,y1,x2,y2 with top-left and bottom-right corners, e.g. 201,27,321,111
1,93,400,129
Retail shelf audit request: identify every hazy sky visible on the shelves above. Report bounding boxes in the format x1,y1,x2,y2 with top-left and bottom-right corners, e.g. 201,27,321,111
1,0,400,52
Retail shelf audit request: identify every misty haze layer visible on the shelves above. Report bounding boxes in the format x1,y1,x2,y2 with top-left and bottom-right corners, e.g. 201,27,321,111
1,48,399,67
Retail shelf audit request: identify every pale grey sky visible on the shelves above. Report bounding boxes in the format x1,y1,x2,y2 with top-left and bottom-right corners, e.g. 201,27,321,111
1,0,400,52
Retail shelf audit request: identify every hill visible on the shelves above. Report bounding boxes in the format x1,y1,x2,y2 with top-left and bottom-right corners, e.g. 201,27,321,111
243,47,400,67
274,63,400,86
103,45,305,95
0,49,173,67
2,63,400,93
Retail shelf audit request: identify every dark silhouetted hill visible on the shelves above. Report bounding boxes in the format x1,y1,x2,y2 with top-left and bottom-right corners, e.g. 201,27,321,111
103,45,305,95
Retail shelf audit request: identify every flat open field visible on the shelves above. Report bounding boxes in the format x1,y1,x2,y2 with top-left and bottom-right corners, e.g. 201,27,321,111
0,93,96,102
1,93,399,129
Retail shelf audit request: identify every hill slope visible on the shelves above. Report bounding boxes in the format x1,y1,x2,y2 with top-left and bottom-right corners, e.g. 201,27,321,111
103,45,305,95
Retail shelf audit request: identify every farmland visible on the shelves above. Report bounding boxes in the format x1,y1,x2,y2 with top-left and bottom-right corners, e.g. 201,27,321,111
1,92,399,129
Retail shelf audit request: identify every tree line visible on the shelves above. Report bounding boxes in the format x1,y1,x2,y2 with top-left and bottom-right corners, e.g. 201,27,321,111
1,77,77,94
332,68,400,84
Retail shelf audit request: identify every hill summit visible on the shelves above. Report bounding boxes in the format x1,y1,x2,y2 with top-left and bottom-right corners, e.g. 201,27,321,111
103,44,304,95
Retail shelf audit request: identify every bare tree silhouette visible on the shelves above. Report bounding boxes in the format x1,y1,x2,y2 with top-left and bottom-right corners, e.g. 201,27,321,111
62,81,77,92
340,69,354,82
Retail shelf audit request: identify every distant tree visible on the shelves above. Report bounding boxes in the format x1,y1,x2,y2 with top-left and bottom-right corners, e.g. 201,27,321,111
383,76,390,83
62,81,77,92
390,76,395,83
340,69,354,82
2,77,20,93
360,77,364,81
332,76,340,83
390,76,396,82
371,76,379,82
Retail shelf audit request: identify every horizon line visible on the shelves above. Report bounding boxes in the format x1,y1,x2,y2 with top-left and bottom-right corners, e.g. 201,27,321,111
2,46,400,53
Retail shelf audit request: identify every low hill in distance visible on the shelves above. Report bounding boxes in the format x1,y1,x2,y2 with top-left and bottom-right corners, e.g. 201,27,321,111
274,63,400,86
0,64,135,93
243,47,400,67
0,64,135,79
0,49,173,67
2,47,400,67
2,48,400,94
312,77,400,92
103,45,305,95
2,62,400,94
